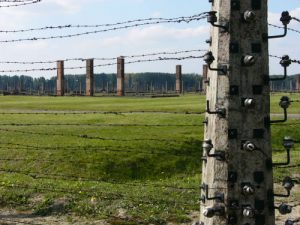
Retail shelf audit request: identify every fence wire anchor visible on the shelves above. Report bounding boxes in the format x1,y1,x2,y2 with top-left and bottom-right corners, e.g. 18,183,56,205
272,136,294,166
273,177,295,198
200,183,224,203
264,11,292,40
206,100,226,118
268,55,291,81
203,51,228,75
207,11,229,32
202,139,226,161
275,203,293,215
268,96,291,124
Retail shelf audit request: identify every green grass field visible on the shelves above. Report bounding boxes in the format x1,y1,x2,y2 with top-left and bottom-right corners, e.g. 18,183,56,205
0,94,299,224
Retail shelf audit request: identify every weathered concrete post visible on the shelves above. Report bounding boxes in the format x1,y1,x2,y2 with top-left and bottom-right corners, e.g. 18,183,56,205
176,65,182,94
86,59,94,96
56,60,64,96
201,1,275,225
117,56,125,96
202,64,208,94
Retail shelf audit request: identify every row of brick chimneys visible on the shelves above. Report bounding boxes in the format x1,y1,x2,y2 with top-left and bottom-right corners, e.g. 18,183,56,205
56,57,187,96
296,74,300,92
56,60,298,96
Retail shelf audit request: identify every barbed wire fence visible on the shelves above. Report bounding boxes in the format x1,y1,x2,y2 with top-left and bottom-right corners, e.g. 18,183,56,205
0,0,41,8
0,5,205,224
0,3,299,224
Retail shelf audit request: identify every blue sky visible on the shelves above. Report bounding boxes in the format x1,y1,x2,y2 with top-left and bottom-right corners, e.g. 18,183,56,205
0,0,299,78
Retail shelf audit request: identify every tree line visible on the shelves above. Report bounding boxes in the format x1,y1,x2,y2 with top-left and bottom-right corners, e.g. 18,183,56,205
0,73,298,95
0,73,201,95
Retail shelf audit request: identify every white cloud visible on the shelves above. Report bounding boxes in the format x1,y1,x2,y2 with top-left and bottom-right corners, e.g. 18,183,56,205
151,11,162,18
129,25,208,40
94,25,209,47
269,7,300,27
43,0,98,14
268,12,281,25
291,7,300,18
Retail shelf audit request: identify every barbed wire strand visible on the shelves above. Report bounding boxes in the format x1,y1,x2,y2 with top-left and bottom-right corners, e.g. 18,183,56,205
0,168,199,191
0,183,200,211
0,182,124,198
0,182,196,212
0,49,207,64
0,55,206,73
0,122,203,127
0,141,202,153
269,54,300,64
0,127,192,143
268,23,300,35
0,110,205,115
0,0,41,8
0,12,209,34
292,17,300,23
0,14,208,43
0,145,201,157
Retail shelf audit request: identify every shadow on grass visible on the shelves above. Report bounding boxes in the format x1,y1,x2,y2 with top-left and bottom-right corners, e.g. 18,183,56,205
100,138,202,182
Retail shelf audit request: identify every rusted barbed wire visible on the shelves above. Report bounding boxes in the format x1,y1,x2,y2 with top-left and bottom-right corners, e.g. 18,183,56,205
0,168,199,191
0,110,205,115
0,55,205,73
0,49,207,64
0,141,202,157
269,54,300,64
0,13,208,43
0,127,191,143
0,122,203,127
0,0,41,8
268,23,300,34
292,16,300,23
0,12,209,34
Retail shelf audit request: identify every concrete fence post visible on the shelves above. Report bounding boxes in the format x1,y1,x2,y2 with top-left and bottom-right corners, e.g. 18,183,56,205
176,65,182,94
86,59,94,96
296,75,300,92
200,1,275,225
117,56,125,96
56,60,64,96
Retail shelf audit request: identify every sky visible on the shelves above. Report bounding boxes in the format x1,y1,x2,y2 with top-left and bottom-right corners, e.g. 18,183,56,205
0,0,299,78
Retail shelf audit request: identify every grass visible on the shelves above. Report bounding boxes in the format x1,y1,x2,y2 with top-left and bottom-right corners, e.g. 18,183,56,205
0,93,299,224
0,94,206,113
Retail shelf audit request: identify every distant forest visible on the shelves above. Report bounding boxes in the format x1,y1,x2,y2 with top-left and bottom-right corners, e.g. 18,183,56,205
0,73,299,95
0,73,202,95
